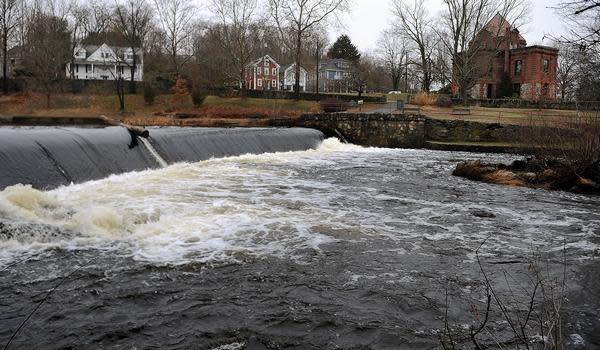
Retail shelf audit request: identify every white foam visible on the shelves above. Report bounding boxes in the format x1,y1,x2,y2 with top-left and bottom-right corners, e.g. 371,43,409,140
1,138,598,267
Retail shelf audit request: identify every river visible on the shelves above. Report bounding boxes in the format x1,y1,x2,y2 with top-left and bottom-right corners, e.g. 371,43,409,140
1,139,598,349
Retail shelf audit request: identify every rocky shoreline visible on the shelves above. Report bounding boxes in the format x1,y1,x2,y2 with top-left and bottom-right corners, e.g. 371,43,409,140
453,157,600,194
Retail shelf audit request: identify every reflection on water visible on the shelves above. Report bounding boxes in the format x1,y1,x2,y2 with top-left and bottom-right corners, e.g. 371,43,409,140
1,138,599,349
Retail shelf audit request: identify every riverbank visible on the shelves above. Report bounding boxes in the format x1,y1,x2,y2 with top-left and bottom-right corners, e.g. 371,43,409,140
453,158,600,194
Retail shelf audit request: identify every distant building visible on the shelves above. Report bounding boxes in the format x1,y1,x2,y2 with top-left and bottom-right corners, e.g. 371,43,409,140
0,46,25,78
65,43,143,81
244,55,280,90
455,14,558,100
279,63,307,92
318,58,352,93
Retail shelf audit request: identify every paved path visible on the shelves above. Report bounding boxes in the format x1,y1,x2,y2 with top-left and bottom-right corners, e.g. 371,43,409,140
368,102,398,114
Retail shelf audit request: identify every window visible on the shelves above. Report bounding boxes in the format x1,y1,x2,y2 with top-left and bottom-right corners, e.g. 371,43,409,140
514,60,523,75
543,59,549,73
265,67,269,75
272,69,276,76
257,67,261,75
75,64,79,73
264,59,269,67
272,79,277,87
513,84,521,97
257,79,262,87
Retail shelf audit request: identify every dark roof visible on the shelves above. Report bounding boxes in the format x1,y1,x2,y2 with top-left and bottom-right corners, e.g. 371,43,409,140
319,58,351,71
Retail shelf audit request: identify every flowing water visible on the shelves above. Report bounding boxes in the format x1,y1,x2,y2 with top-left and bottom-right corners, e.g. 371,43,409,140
0,139,599,349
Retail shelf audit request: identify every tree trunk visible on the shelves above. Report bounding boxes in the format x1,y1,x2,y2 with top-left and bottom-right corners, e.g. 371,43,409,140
240,68,247,98
315,41,319,95
294,31,302,100
130,51,137,94
117,78,126,111
2,32,8,95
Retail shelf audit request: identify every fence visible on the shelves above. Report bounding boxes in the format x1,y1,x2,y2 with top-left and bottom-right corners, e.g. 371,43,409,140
207,86,387,103
451,97,600,111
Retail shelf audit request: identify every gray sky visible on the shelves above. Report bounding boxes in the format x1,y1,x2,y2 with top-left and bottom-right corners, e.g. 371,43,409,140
329,0,568,53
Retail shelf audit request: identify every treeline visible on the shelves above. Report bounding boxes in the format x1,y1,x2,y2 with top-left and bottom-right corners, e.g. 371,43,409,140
1,0,599,105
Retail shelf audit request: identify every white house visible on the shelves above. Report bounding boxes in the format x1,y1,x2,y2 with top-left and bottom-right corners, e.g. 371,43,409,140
280,63,307,92
65,43,143,81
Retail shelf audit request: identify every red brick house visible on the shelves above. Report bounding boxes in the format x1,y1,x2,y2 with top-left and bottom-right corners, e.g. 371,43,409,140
244,55,280,90
456,14,559,100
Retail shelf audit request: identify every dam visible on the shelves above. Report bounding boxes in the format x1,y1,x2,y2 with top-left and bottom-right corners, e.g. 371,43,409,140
0,125,599,349
0,127,324,190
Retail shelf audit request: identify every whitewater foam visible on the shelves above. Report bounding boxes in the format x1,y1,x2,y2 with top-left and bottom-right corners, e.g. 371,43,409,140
0,138,598,267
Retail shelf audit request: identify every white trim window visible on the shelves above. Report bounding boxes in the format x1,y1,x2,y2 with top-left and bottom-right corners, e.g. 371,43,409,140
264,59,269,67
257,79,262,87
272,79,277,87
272,69,276,76
257,67,261,75
264,67,269,75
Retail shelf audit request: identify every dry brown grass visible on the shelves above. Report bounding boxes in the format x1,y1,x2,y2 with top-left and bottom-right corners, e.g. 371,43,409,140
0,93,319,124
482,170,526,187
412,92,437,106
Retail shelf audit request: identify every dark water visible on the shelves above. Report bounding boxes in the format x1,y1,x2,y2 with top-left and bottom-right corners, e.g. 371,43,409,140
0,127,324,190
0,139,598,349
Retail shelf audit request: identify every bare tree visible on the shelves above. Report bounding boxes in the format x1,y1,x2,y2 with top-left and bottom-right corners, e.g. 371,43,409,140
152,0,195,75
0,0,17,94
82,0,111,40
268,0,349,99
24,13,71,108
113,0,152,93
391,0,434,92
210,0,258,97
555,42,580,101
555,0,600,49
377,29,407,91
66,4,88,85
438,0,530,102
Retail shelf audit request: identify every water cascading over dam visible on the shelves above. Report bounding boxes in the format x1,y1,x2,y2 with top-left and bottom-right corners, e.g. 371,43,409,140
0,127,324,190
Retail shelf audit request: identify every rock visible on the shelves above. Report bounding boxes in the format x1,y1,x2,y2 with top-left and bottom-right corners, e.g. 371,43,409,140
472,210,496,218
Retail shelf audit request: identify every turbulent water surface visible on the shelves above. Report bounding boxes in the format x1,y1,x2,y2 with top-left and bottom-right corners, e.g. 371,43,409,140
0,139,599,349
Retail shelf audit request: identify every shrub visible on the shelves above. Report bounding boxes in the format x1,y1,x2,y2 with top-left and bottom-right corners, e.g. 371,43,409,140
171,76,190,105
319,98,349,113
191,85,207,107
143,83,156,105
435,95,453,108
412,92,436,106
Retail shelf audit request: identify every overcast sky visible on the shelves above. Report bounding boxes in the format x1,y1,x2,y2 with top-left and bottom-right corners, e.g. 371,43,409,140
329,0,568,53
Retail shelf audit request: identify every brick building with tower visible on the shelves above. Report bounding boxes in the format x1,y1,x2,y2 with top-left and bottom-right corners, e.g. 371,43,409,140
455,14,559,101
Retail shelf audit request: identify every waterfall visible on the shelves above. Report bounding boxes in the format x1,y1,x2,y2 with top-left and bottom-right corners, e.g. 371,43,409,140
0,126,324,190
138,137,168,168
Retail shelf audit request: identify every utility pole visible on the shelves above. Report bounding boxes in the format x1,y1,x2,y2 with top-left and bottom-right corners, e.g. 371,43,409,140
315,39,320,95
404,51,409,93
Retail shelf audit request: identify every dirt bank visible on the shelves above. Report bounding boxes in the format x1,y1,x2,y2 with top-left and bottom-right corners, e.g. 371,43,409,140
453,157,600,194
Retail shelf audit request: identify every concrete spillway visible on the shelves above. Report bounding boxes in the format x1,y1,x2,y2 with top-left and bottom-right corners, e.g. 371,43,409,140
0,127,325,190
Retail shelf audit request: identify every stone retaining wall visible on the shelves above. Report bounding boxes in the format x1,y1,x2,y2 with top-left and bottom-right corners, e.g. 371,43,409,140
298,113,426,148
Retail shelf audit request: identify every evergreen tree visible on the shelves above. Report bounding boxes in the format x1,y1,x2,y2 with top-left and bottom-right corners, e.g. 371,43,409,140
497,72,513,98
327,35,361,62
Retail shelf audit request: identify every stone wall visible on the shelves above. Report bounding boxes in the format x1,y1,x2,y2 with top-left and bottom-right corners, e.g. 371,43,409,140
296,113,530,150
298,113,426,148
424,119,522,143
